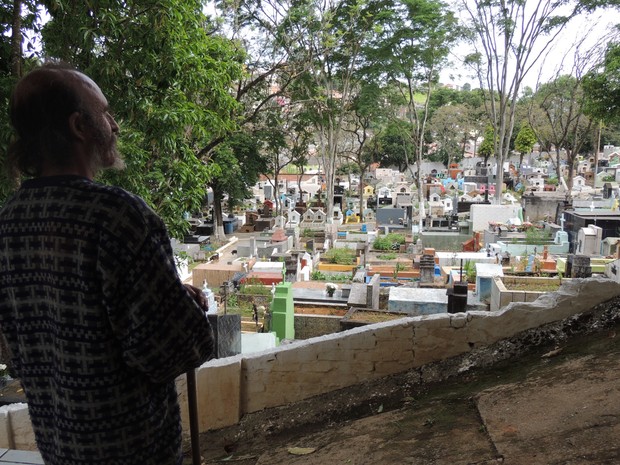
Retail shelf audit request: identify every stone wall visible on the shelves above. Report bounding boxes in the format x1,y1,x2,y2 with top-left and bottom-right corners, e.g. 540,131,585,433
1,278,619,450
490,276,569,312
294,314,343,340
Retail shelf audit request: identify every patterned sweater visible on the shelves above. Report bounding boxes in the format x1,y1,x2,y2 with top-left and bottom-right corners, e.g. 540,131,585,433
0,176,214,465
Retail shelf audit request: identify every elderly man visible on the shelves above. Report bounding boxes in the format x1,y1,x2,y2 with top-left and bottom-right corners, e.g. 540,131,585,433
0,64,214,465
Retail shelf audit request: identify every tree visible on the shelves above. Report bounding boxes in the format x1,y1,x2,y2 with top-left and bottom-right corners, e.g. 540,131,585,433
367,0,460,230
428,103,469,166
583,42,620,125
256,98,312,217
375,119,416,172
339,81,386,220
208,132,267,231
514,122,537,173
478,124,495,183
0,0,42,201
36,0,244,238
462,0,584,203
530,75,593,192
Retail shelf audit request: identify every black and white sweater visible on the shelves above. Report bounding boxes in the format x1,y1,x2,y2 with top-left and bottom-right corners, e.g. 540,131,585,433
0,175,213,465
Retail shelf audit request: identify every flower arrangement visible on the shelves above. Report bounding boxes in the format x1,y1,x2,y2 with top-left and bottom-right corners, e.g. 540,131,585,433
325,282,338,297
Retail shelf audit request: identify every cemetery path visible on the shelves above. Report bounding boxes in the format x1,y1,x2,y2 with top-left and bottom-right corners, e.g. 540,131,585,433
196,319,620,465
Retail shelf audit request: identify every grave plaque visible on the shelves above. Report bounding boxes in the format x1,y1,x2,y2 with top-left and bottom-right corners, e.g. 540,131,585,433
207,314,241,358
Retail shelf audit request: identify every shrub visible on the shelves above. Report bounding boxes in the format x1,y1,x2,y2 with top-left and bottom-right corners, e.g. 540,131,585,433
373,233,405,251
524,226,550,245
324,247,356,265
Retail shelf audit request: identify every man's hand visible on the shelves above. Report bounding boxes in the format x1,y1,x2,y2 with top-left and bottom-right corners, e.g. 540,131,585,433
184,284,208,311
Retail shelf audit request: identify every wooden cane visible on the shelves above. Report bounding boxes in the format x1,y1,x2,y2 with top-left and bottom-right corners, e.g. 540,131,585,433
186,368,201,465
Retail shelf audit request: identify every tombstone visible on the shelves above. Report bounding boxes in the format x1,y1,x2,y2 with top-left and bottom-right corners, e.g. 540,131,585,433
447,282,468,313
274,215,286,229
576,225,602,255
566,254,574,277
263,184,273,200
419,252,435,284
270,282,295,340
207,313,241,358
263,199,274,217
288,209,301,226
376,208,405,227
475,263,503,303
571,255,592,278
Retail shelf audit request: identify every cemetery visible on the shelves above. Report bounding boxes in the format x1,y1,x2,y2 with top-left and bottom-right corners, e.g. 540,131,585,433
4,152,620,458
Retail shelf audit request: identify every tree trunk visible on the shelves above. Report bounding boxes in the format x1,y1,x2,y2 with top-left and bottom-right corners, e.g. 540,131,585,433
212,188,226,240
358,168,366,221
11,0,22,77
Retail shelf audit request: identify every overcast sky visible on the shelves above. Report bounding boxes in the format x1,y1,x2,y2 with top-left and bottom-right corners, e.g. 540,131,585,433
440,6,620,92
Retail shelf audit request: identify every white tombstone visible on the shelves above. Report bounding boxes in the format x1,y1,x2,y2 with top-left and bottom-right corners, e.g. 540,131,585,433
576,225,603,256
301,208,316,223
288,210,301,225
274,215,286,229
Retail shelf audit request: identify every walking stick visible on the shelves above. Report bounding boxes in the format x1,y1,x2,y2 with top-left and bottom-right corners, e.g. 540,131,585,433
187,368,201,465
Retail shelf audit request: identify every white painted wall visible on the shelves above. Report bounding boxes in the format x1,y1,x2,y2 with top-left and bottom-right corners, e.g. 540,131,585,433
470,204,522,232
1,278,619,450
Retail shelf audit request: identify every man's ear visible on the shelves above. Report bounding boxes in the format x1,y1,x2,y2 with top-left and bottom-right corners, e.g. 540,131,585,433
68,111,88,142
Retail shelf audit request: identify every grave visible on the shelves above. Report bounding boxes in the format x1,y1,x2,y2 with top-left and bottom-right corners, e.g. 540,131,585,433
270,282,295,341
207,313,241,358
446,281,468,314
419,248,436,284
475,263,504,303
347,274,380,309
388,287,448,315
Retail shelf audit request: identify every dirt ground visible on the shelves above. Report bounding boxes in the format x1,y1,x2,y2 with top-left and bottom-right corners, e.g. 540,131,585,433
189,304,620,465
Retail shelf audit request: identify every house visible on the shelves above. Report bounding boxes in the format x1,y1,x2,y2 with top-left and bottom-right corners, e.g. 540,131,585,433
363,185,374,197
286,209,301,226
444,180,459,192
462,181,477,193
441,197,454,214
376,186,393,206
527,175,546,192
300,208,327,230
429,192,441,203
428,200,444,217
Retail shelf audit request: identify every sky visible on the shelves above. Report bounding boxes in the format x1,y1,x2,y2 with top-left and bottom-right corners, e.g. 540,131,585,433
440,5,620,92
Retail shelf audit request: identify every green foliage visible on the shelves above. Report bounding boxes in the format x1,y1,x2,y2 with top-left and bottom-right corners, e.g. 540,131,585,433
323,248,356,265
374,119,415,172
373,233,405,251
377,253,397,260
239,278,271,295
479,125,495,160
310,270,351,282
463,260,476,282
584,42,620,124
514,123,537,154
524,227,550,245
25,0,245,237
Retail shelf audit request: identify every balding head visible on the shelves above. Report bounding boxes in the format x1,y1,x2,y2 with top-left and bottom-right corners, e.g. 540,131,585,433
7,63,121,180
